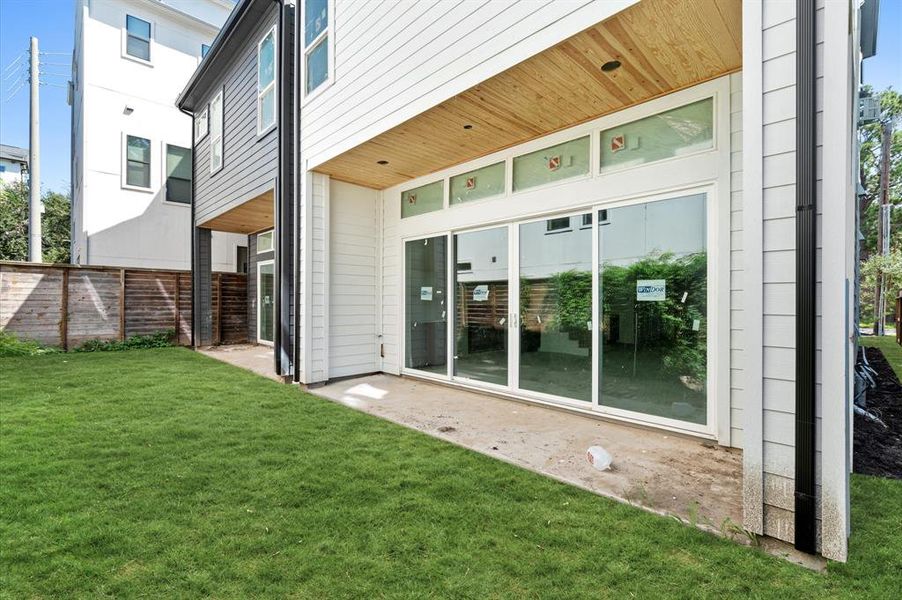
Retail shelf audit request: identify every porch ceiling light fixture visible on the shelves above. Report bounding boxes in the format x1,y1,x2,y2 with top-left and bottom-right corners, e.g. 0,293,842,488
600,60,621,72
376,160,389,165
123,105,134,115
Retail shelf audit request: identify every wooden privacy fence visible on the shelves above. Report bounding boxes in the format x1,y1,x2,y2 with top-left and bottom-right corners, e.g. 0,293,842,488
0,262,247,349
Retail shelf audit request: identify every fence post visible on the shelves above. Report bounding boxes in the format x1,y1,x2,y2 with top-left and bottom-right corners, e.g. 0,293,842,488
60,268,69,350
119,268,126,341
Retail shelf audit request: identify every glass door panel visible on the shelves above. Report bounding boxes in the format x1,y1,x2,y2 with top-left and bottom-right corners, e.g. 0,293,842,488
405,236,448,375
453,227,509,386
258,261,274,344
597,194,708,424
518,214,593,401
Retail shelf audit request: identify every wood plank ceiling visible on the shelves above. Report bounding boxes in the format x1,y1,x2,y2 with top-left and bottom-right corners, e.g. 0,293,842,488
199,189,273,233
316,0,742,190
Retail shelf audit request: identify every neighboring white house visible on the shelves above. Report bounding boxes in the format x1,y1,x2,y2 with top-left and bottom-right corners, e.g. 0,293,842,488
0,144,28,187
70,0,246,270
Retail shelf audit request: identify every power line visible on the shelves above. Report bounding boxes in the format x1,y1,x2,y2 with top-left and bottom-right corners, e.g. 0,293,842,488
2,52,26,73
38,51,69,56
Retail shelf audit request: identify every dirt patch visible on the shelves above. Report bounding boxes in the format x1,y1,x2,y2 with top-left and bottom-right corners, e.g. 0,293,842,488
854,347,902,479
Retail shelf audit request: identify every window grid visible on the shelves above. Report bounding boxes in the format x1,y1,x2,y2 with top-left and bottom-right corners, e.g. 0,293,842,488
125,135,151,189
303,0,331,95
257,27,277,134
125,15,151,62
210,89,224,174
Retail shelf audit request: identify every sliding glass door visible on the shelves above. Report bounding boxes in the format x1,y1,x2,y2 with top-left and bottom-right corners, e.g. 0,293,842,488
517,213,593,401
453,227,509,386
402,191,710,429
597,193,708,425
405,236,448,375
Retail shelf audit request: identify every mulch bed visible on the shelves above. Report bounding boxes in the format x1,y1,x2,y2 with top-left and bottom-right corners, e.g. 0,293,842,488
854,347,902,479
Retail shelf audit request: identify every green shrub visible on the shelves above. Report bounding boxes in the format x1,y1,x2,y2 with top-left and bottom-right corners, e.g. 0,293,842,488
74,330,175,353
0,331,61,357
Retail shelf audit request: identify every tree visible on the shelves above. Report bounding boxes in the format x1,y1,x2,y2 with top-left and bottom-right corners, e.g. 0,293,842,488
858,87,902,324
0,182,70,263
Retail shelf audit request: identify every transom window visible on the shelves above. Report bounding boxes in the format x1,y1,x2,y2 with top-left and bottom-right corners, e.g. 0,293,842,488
165,145,192,204
125,15,151,62
257,230,274,253
257,27,277,133
303,0,331,95
124,135,151,189
210,88,224,173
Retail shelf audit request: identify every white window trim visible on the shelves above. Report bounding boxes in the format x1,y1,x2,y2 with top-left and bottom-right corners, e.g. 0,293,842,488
121,14,154,66
257,26,278,136
195,106,209,141
256,230,274,254
161,141,192,207
389,76,732,442
257,259,275,346
209,87,224,175
121,132,153,192
300,0,335,103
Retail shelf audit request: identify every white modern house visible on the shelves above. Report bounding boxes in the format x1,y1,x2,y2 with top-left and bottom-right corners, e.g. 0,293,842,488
177,0,879,562
69,0,246,270
0,144,28,187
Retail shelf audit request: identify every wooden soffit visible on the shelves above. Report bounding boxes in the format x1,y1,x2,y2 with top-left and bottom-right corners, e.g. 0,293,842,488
199,189,273,234
316,0,741,190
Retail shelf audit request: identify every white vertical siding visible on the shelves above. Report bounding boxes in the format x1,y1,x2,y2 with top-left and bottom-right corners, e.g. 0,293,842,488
329,181,379,378
302,0,636,169
729,72,745,449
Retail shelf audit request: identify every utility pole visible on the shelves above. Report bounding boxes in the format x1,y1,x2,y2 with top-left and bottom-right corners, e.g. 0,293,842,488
873,118,893,336
28,36,42,263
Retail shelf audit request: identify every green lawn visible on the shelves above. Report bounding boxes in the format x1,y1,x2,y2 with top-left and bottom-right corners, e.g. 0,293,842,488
859,335,902,380
1,349,900,598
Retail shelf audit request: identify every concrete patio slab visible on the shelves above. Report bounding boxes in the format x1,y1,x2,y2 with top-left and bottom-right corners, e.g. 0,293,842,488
198,344,279,381
313,373,743,535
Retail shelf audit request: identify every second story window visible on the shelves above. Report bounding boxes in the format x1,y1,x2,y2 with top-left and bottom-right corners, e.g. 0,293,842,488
125,15,152,62
210,88,224,174
124,135,151,189
165,145,192,204
201,44,211,58
303,0,331,95
257,27,277,134
195,106,208,140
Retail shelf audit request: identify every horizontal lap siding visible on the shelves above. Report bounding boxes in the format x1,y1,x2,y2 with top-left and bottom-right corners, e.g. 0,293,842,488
193,6,279,225
381,188,401,375
302,0,633,167
757,0,829,545
329,181,379,378
730,72,744,449
310,173,329,382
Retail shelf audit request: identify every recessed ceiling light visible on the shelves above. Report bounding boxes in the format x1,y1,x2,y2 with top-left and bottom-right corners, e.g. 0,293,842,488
601,60,621,72
377,160,389,165
463,124,473,130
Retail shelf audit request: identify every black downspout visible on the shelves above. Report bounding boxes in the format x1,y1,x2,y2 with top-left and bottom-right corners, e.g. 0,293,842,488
178,104,196,348
292,1,302,383
794,0,817,554
272,0,294,378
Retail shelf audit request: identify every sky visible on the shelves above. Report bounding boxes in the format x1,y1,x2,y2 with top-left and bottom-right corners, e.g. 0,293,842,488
0,0,900,196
